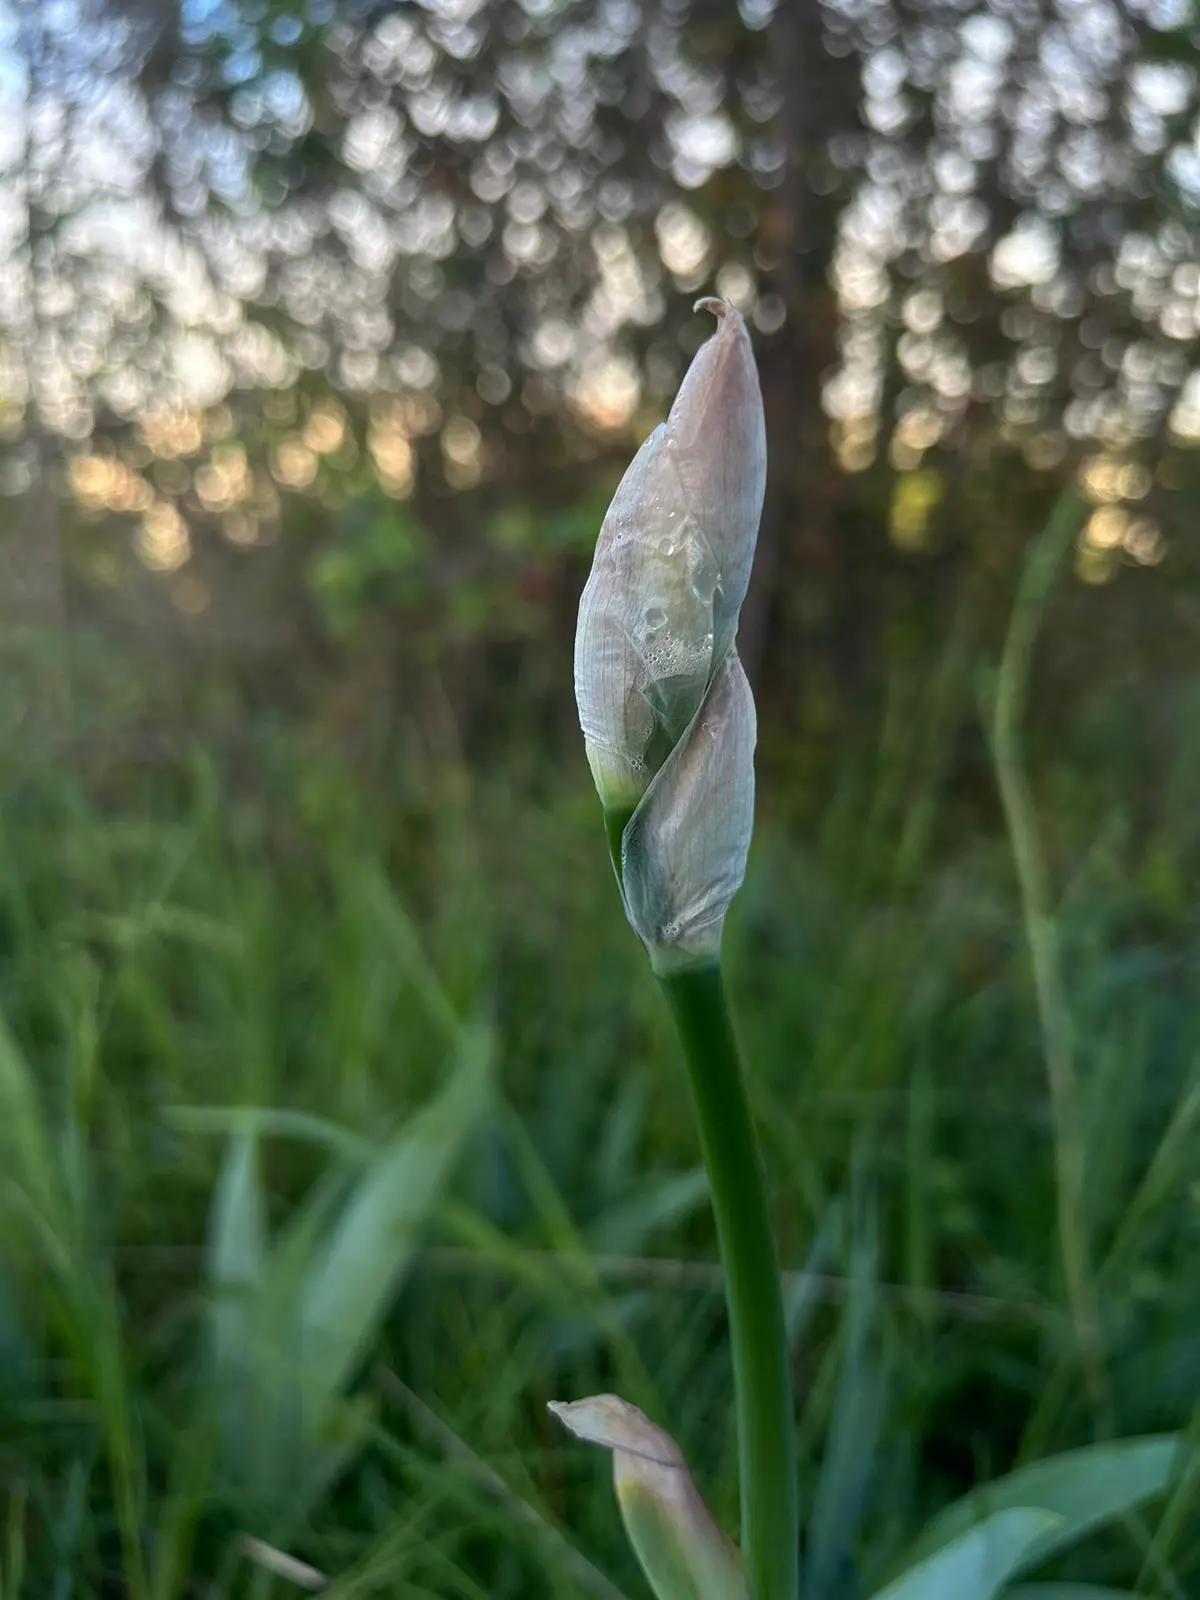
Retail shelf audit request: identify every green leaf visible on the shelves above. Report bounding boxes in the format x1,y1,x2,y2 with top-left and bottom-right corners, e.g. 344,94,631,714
298,1021,492,1415
174,1104,374,1162
248,1161,362,1486
806,1213,886,1600
206,1127,270,1494
0,1008,58,1231
871,1510,1061,1600
585,1168,710,1255
201,1027,491,1525
898,1436,1181,1579
1006,1587,1137,1598
206,1126,267,1387
205,1137,354,1510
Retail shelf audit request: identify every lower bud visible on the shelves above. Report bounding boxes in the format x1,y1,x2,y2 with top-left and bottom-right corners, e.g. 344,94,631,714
549,1395,748,1600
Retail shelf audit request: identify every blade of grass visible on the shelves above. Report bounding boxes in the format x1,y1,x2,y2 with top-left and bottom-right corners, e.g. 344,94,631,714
496,1103,658,1411
298,1021,493,1421
873,1511,1061,1600
988,487,1106,1424
897,1435,1183,1578
378,1371,632,1600
207,1126,268,1384
1134,1409,1200,1596
805,1208,885,1600
149,1421,220,1600
3,1481,26,1600
173,1106,374,1163
0,1009,60,1233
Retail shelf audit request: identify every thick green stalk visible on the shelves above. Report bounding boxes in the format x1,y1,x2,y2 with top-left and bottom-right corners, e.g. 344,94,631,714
659,962,798,1600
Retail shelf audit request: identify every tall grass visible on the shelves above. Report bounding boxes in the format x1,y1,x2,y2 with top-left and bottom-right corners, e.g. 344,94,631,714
0,597,1198,1593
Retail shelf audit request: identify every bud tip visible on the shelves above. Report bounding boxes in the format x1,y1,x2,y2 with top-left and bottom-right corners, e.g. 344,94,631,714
693,295,729,320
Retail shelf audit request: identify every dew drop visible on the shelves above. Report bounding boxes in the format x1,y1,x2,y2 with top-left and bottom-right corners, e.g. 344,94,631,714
690,551,719,605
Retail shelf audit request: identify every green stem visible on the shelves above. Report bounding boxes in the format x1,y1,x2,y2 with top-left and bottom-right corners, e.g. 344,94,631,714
603,804,635,879
659,962,798,1600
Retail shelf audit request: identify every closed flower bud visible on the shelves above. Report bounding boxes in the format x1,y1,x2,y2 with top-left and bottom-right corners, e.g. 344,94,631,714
549,1395,748,1600
573,299,765,965
574,299,766,813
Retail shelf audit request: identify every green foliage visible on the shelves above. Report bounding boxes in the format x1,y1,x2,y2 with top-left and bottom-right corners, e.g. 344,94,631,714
871,1510,1062,1600
309,502,431,640
896,1438,1185,1582
198,1021,492,1528
803,1207,886,1600
1006,1588,1138,1598
871,1437,1190,1600
0,595,1199,1593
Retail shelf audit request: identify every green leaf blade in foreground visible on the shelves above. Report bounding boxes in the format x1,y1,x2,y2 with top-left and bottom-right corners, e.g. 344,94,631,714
871,1510,1061,1600
298,1020,492,1415
897,1436,1181,1579
206,1127,268,1386
804,1219,886,1600
1006,1586,1138,1597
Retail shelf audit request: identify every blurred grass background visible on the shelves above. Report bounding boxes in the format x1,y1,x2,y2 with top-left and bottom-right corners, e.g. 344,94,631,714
3,0,1200,1592
3,529,1200,1593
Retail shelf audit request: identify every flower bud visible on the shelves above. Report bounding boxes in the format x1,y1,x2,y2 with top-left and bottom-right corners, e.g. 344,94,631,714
622,650,756,971
573,300,765,966
573,300,766,813
549,1394,748,1600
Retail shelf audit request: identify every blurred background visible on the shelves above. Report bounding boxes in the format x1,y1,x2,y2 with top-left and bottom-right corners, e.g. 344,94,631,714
1,0,1200,1593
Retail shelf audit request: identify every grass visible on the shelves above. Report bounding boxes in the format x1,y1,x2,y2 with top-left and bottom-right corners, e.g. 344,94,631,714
0,583,1199,1595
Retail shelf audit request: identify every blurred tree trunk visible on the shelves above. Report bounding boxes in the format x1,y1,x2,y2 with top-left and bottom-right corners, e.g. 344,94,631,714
743,0,859,726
